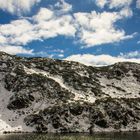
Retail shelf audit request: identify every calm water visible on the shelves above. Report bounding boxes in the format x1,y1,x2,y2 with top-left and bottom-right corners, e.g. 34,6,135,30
0,132,140,140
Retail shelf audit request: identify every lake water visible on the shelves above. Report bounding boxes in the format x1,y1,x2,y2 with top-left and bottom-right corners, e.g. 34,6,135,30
0,132,140,140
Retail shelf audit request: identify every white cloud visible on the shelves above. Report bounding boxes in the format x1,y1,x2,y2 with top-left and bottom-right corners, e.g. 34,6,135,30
137,40,140,44
65,54,140,66
0,34,7,44
120,51,140,58
58,54,64,58
33,50,64,58
35,14,76,39
0,7,76,45
0,19,34,55
33,8,54,22
74,11,135,47
108,0,132,9
32,1,75,39
137,0,140,8
0,19,39,46
0,6,76,55
0,45,33,55
95,0,132,9
54,0,72,13
0,0,72,15
0,0,136,54
120,7,133,17
0,0,41,15
36,49,65,58
0,8,135,54
95,0,107,8
95,0,133,18
51,49,64,53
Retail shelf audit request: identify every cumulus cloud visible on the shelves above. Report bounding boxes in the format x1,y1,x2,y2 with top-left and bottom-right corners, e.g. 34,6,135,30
120,51,140,59
74,11,135,47
33,49,64,58
0,8,135,53
54,0,72,13
65,54,140,66
0,0,41,15
33,8,54,22
0,19,39,46
35,14,76,39
95,0,132,9
0,0,136,55
120,7,133,17
0,5,76,46
95,0,133,18
0,4,76,55
0,45,33,55
95,0,107,8
0,20,34,54
108,0,132,9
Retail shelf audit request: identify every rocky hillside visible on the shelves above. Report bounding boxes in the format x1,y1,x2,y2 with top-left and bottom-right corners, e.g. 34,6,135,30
0,51,140,133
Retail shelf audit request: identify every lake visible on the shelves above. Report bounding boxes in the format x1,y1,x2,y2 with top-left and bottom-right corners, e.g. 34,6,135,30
0,132,140,140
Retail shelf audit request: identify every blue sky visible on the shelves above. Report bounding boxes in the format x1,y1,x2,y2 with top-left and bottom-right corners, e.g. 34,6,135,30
0,0,140,66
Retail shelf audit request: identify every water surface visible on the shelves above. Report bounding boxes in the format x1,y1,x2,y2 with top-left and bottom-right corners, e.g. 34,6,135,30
0,132,140,140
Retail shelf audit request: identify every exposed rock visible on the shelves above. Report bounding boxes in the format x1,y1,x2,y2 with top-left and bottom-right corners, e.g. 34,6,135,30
0,51,140,133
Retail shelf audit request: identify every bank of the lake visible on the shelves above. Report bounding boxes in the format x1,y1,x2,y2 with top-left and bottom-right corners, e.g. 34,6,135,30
0,132,140,140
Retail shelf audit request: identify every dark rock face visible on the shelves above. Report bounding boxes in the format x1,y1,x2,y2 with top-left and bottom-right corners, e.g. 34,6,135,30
24,98,140,133
7,94,35,110
0,51,140,133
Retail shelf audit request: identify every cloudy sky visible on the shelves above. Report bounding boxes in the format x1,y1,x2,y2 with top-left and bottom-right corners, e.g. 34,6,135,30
0,0,140,66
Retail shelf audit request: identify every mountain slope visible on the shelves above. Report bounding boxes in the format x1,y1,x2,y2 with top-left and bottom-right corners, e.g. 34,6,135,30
0,51,140,133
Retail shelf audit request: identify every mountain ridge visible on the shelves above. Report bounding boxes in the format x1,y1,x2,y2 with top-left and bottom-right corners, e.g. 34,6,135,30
0,51,140,133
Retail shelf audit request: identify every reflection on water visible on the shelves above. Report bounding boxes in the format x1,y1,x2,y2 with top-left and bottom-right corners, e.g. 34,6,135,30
0,132,140,140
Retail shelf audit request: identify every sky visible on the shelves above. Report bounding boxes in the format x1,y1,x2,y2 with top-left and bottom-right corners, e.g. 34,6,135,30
0,0,140,66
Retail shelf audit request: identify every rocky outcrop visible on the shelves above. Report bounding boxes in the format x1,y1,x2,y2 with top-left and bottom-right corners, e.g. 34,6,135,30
24,98,140,133
0,51,140,133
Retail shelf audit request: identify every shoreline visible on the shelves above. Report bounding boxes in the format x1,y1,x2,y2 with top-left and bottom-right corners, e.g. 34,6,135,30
1,129,140,135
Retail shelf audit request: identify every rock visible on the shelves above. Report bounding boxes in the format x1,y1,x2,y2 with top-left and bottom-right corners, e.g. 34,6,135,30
0,51,140,133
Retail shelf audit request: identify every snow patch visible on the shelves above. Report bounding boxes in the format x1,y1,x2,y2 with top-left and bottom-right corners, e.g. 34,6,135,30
99,72,140,99
0,78,35,133
24,66,96,103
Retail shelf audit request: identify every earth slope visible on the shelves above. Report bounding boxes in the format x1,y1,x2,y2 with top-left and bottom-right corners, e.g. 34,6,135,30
0,51,140,133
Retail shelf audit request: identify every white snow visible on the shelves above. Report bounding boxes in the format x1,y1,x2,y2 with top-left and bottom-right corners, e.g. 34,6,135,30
0,64,139,134
98,71,140,99
0,74,35,134
0,65,95,134
24,66,96,103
